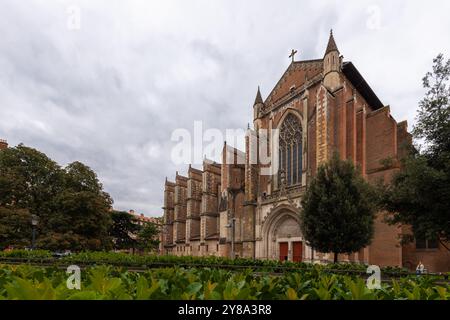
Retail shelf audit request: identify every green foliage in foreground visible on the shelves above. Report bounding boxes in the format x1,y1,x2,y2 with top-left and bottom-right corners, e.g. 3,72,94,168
0,264,448,300
0,250,53,259
0,250,411,275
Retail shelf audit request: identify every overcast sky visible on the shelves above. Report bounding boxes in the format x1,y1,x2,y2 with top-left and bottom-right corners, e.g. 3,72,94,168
0,0,449,216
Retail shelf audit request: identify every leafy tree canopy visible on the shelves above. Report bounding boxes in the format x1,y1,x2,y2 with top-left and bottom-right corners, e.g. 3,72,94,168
109,210,141,250
413,53,450,167
0,207,32,249
137,221,160,252
301,154,377,263
0,144,113,250
383,54,450,251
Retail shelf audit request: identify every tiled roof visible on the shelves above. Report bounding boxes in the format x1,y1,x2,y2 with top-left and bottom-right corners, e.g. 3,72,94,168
342,62,383,110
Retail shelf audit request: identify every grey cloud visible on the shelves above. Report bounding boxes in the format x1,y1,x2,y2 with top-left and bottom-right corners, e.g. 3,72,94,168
1,0,449,216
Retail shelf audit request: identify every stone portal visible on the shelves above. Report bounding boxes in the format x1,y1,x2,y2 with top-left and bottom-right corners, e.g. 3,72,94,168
263,207,303,262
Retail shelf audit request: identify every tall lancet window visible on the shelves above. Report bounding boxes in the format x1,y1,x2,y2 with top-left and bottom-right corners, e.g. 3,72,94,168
279,113,302,187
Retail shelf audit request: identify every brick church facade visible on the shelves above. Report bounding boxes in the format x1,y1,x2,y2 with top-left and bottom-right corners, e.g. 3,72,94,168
161,31,450,272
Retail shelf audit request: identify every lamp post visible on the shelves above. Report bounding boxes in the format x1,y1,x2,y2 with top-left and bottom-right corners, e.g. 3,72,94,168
225,187,241,259
225,216,236,259
31,214,39,250
160,225,167,255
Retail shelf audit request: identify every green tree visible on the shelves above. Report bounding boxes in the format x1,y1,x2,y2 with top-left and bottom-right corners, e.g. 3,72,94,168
0,145,113,251
383,54,450,251
0,145,63,249
0,144,63,215
0,207,32,249
137,221,160,252
413,54,450,167
300,154,377,263
383,156,449,250
40,162,113,251
109,211,141,251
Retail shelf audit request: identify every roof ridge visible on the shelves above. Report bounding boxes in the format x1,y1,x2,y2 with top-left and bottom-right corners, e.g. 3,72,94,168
294,58,323,64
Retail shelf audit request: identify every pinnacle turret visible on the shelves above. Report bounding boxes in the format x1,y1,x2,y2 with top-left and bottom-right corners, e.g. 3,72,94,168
253,86,263,106
324,29,339,56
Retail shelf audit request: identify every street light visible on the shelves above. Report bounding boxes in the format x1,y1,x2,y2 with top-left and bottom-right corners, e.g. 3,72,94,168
31,214,39,250
225,184,242,260
225,217,236,259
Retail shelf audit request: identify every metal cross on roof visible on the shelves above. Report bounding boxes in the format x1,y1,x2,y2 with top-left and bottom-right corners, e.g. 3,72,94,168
289,49,298,62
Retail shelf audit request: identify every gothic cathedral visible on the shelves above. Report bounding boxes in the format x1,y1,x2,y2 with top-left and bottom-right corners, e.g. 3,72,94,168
161,31,450,272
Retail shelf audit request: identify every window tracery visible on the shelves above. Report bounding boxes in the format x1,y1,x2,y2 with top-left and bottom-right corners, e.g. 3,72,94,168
279,113,302,187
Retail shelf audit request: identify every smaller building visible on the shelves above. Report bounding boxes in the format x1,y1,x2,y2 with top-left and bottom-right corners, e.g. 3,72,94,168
128,210,163,254
128,209,162,227
0,139,8,150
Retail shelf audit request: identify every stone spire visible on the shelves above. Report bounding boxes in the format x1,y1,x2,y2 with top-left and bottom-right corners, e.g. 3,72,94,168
324,29,339,56
253,86,263,106
253,86,264,126
323,29,341,91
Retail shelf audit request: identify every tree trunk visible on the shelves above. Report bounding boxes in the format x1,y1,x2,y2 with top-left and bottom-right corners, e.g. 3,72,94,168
334,252,338,263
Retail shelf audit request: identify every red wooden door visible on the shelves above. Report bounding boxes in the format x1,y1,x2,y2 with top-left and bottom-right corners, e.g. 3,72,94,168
279,242,288,262
292,241,302,262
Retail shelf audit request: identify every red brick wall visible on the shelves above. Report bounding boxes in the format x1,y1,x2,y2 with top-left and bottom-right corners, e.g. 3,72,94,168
268,61,322,104
308,116,316,174
356,110,366,174
365,106,403,267
346,99,356,161
368,211,403,267
336,90,346,158
402,241,450,272
366,107,397,173
366,169,403,268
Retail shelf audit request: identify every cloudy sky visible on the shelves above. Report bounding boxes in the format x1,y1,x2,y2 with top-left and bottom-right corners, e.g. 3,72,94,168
0,0,449,216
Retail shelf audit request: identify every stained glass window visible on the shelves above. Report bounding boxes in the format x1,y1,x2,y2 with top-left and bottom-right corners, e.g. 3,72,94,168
279,113,302,187
287,145,291,185
293,143,297,184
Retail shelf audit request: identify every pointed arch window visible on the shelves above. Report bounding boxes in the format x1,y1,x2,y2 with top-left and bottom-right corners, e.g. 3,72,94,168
279,113,302,187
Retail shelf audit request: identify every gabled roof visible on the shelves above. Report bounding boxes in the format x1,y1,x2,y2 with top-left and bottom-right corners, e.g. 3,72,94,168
264,59,323,105
342,62,384,110
262,31,384,110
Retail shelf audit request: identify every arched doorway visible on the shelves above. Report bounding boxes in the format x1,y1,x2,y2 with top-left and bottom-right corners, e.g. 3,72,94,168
262,206,303,262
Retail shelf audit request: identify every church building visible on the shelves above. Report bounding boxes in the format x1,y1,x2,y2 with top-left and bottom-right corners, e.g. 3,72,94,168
161,31,450,272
